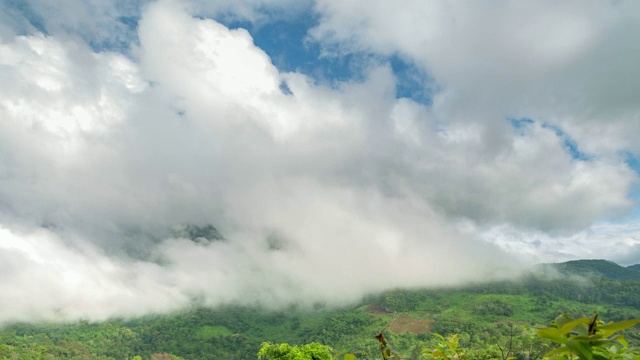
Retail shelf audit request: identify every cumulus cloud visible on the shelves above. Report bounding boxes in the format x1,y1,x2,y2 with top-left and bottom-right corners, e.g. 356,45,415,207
310,0,640,152
0,0,520,322
0,0,639,322
310,0,640,226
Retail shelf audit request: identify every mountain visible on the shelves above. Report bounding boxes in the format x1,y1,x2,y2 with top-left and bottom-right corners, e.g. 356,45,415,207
628,264,640,272
551,259,640,281
173,224,224,243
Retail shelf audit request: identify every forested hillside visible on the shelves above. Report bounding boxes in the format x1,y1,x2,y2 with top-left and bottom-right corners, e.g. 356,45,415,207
627,264,640,272
549,259,640,281
2,260,640,359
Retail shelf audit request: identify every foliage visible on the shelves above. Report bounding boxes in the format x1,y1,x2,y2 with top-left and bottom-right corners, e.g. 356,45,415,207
375,332,401,360
257,341,333,360
472,299,514,317
423,333,468,360
552,260,640,282
2,267,640,359
376,290,425,313
536,313,640,359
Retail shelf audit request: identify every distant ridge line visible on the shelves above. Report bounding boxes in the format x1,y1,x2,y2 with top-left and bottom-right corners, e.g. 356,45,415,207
543,259,640,281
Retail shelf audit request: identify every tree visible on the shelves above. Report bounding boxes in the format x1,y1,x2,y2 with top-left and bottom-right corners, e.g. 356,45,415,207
257,342,333,360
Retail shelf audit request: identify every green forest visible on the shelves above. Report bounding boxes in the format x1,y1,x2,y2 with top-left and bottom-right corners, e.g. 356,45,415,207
2,260,640,359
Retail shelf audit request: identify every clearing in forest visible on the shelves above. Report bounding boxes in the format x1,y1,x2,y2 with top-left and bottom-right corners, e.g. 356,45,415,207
388,314,433,334
365,304,391,315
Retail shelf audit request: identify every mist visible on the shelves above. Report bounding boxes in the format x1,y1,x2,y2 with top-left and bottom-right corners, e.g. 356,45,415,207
1,0,639,322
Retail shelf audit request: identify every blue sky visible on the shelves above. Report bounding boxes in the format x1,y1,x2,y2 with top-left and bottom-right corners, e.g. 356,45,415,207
219,11,434,105
1,0,640,321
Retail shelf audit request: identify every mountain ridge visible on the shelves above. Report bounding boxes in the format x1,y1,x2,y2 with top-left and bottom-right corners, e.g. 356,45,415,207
546,259,640,281
628,264,640,272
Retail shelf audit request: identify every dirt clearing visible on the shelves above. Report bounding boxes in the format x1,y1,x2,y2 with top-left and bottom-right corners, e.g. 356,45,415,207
388,314,433,334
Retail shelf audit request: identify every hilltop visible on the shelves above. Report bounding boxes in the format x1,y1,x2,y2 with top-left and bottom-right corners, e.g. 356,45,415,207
628,264,640,272
548,259,640,281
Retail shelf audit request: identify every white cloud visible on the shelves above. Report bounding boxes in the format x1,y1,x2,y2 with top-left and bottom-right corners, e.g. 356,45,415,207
0,0,525,322
0,0,639,322
479,219,640,266
309,0,640,225
310,0,640,151
0,226,189,322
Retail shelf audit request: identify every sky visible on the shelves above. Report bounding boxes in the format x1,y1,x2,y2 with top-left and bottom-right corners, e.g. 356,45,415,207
1,0,640,322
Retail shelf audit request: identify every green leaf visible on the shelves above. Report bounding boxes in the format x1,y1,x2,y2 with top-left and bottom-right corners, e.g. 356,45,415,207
560,318,590,336
344,354,356,360
538,327,567,343
433,350,448,360
571,334,605,342
598,319,640,337
545,346,571,357
592,354,611,360
554,314,574,328
566,339,594,360
614,334,628,349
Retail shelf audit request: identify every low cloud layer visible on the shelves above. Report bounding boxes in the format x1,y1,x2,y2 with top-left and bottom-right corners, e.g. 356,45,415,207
0,0,639,322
